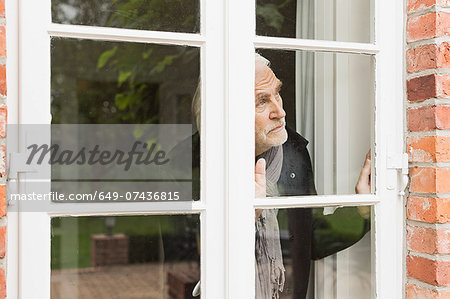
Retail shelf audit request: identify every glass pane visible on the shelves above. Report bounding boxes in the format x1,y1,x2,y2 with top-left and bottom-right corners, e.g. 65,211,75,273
256,0,373,43
51,38,200,201
254,49,374,196
51,214,200,298
52,0,200,33
255,206,372,298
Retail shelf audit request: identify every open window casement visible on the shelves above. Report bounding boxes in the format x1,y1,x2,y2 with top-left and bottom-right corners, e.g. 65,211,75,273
8,0,404,298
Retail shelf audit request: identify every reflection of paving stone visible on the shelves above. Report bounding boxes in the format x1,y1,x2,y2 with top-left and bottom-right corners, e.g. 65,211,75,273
51,262,199,299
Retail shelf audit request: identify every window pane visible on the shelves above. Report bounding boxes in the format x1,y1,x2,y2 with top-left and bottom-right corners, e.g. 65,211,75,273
255,49,374,196
255,206,372,298
256,0,373,43
51,38,200,125
52,0,200,33
51,38,200,201
51,214,200,298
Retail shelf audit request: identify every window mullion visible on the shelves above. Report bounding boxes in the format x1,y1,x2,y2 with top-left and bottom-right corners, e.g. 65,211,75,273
225,1,256,298
373,0,405,297
201,0,227,297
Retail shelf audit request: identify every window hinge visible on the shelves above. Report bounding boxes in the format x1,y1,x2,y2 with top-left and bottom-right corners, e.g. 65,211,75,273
7,153,37,207
386,153,409,195
8,152,37,180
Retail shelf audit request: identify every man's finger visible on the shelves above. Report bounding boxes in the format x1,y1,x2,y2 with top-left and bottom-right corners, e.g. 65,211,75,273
255,158,266,176
355,149,372,194
358,150,371,176
255,158,266,198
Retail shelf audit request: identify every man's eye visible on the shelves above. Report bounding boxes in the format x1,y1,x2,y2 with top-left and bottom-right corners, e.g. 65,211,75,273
275,91,280,97
257,100,265,106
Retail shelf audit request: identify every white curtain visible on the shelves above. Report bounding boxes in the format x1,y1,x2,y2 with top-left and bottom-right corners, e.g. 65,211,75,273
295,0,315,164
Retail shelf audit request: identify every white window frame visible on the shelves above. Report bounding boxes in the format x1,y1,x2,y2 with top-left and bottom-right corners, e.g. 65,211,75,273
6,0,405,298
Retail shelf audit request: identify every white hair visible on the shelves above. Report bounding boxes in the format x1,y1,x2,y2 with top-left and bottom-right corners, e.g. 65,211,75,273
193,53,270,134
255,53,270,67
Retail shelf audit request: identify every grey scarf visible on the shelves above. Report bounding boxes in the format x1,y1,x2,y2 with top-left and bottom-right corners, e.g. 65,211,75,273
255,145,285,299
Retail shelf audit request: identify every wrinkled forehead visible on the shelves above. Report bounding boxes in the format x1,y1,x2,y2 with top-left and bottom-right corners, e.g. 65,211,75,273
255,62,280,91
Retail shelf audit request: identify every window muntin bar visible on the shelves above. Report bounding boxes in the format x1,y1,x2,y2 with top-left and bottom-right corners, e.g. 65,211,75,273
48,24,205,46
255,36,379,54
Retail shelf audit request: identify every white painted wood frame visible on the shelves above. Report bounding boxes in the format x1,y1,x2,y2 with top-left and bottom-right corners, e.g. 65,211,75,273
7,0,404,298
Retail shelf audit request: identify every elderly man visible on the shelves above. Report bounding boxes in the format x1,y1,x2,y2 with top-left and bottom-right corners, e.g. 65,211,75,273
253,53,371,299
170,53,371,298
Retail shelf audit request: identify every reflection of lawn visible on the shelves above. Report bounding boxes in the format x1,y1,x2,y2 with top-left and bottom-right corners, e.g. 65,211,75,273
277,207,369,259
51,215,193,270
278,207,367,234
313,207,369,259
313,207,367,237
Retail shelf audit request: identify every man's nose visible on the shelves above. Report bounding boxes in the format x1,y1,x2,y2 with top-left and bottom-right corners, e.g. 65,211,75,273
269,98,286,119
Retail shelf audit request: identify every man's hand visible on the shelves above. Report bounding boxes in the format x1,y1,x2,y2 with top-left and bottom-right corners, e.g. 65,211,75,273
355,150,371,194
255,158,266,220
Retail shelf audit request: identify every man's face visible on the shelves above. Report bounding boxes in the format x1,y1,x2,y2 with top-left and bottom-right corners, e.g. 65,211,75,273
255,62,287,156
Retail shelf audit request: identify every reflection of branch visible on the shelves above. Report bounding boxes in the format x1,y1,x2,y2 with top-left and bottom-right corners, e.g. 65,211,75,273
256,3,285,33
278,0,292,9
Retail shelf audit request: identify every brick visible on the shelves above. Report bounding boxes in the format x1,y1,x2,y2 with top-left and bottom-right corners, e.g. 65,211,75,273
0,146,5,179
0,0,4,18
0,268,5,298
408,106,450,131
407,74,450,102
0,65,5,96
408,74,437,102
407,12,450,42
410,167,437,193
406,283,450,299
0,26,5,58
91,234,129,267
407,225,450,254
408,196,450,223
408,106,436,131
408,136,436,162
408,0,437,13
0,185,5,218
407,255,450,285
436,136,450,162
407,12,435,42
407,136,450,162
436,74,450,98
436,106,450,129
0,106,6,138
0,226,5,258
409,167,450,193
408,0,450,13
436,168,450,193
407,42,450,73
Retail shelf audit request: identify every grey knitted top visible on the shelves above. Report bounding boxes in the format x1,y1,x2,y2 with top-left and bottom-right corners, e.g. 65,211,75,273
255,145,285,299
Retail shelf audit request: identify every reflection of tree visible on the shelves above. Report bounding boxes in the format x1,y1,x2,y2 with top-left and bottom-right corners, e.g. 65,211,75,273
97,42,198,124
256,0,295,37
52,0,200,33
51,38,199,125
256,0,294,35
51,0,293,125
51,0,200,125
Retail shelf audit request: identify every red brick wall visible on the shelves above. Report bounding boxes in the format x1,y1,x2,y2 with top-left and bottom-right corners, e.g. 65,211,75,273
406,1,450,298
0,1,446,298
0,0,5,297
